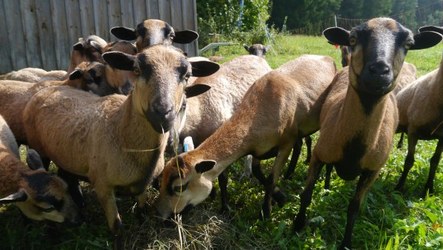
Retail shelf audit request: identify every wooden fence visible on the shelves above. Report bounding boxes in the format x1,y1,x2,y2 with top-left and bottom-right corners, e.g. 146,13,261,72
0,0,197,74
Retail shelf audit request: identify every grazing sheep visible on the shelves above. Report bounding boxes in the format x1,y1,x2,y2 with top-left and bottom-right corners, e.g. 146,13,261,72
244,44,270,57
291,18,441,250
0,115,80,224
111,19,198,51
395,25,443,196
155,54,337,220
22,45,218,249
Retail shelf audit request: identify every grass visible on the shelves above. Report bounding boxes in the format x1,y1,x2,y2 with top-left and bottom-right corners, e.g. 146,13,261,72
2,35,443,249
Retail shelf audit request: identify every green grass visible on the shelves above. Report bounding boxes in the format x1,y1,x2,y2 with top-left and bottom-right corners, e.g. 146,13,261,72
2,35,443,249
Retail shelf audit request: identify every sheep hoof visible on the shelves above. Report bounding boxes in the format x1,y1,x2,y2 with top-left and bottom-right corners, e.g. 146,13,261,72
219,204,232,215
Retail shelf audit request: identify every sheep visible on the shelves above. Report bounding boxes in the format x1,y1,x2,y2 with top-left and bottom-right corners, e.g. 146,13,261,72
0,34,108,83
243,44,270,57
155,54,337,220
0,68,67,82
110,19,198,52
22,45,219,249
0,115,80,224
0,60,127,147
291,18,441,249
394,25,443,196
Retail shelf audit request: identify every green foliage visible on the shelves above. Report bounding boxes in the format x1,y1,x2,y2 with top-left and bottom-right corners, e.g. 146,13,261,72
196,0,272,48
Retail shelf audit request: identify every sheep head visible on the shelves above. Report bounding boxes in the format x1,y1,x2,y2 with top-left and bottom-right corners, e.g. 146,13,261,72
324,18,442,98
102,45,219,133
155,154,216,219
110,19,198,51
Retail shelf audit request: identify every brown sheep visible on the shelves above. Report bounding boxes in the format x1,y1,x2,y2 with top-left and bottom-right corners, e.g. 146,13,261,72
22,45,219,249
110,19,198,51
155,54,337,220
0,115,80,224
243,44,270,57
395,25,443,196
292,18,442,249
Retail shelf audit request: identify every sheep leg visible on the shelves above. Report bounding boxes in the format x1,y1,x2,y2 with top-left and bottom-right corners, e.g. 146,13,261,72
293,156,323,232
324,164,333,190
397,132,405,149
58,169,85,209
304,136,312,164
135,191,149,222
340,170,379,250
395,134,418,191
95,185,123,250
251,158,285,205
261,145,292,219
284,137,303,180
218,171,231,213
424,139,443,196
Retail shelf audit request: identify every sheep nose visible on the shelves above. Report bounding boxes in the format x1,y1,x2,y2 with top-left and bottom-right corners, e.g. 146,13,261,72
369,62,390,75
153,105,173,118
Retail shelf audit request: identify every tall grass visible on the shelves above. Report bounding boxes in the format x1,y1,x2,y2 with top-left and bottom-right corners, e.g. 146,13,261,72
1,35,443,249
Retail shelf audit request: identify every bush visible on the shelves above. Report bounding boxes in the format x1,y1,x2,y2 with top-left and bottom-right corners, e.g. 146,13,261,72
196,0,275,49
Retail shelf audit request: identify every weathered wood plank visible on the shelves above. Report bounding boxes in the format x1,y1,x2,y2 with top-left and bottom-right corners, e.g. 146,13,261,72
119,0,134,29
79,0,95,37
133,0,146,24
65,0,82,50
20,0,42,68
93,0,110,41
0,1,13,73
108,0,122,31
147,0,160,19
4,0,27,69
35,0,57,70
50,0,70,70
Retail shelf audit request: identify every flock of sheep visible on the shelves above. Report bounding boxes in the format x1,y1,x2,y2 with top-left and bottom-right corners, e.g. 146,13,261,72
1,17,443,249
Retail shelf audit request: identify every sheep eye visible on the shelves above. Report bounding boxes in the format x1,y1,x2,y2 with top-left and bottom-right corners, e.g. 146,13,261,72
404,39,414,50
349,37,357,46
133,67,140,76
173,182,189,194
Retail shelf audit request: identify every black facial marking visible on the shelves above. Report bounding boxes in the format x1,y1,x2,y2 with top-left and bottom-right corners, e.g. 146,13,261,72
163,24,174,40
333,134,366,180
25,172,64,210
136,23,146,39
137,53,152,80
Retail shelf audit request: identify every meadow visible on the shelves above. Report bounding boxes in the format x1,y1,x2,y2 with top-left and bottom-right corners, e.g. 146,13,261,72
1,35,443,249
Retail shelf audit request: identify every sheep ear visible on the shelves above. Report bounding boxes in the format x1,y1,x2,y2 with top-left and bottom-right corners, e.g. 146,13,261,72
73,42,84,51
323,27,350,46
410,31,443,50
173,30,199,44
110,26,137,40
69,69,83,80
0,189,28,204
195,160,216,174
418,25,443,35
102,51,136,71
185,84,211,98
26,148,45,170
243,44,249,51
191,61,220,77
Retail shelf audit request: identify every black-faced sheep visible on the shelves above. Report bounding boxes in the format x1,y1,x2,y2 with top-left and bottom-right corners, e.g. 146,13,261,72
155,54,337,220
243,44,270,57
291,18,442,250
0,115,80,224
22,45,219,249
395,25,443,196
110,19,198,52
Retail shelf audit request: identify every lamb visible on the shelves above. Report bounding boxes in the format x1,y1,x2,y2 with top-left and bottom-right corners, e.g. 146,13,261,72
0,115,80,224
22,45,219,249
110,19,198,51
155,54,337,220
291,18,441,249
243,44,270,57
394,25,443,196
